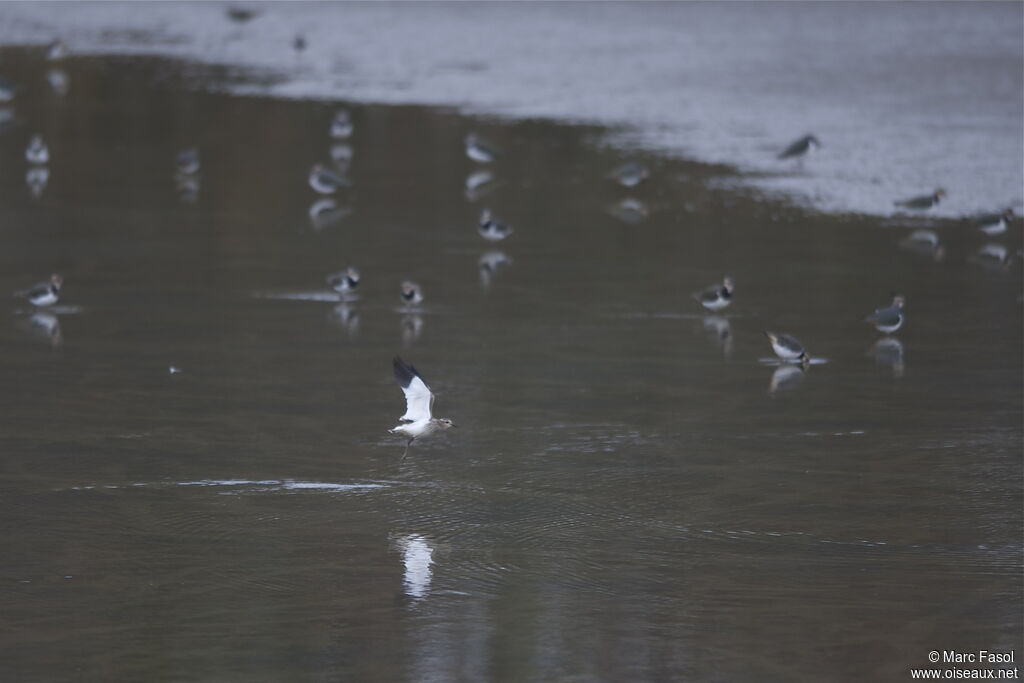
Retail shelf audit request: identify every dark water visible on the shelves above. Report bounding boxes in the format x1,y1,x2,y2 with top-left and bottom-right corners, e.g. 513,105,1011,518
1,53,1020,682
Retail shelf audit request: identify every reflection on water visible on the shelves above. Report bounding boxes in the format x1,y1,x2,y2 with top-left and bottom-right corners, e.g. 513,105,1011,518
769,363,806,394
400,314,424,347
308,197,350,232
25,164,48,198
14,310,61,348
868,337,905,378
393,534,434,600
606,196,649,224
328,302,359,337
0,53,1019,683
478,249,512,291
700,314,733,358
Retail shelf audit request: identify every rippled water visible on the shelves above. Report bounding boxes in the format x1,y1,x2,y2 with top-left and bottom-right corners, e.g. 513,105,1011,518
0,54,1020,681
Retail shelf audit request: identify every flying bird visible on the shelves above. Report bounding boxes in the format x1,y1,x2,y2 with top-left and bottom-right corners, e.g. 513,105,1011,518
389,356,455,459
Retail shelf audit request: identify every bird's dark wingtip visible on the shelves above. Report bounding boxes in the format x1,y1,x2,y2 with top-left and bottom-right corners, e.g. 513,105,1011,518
392,356,419,388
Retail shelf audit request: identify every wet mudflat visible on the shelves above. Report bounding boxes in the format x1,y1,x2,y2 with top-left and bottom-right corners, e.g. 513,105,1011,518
0,53,1020,682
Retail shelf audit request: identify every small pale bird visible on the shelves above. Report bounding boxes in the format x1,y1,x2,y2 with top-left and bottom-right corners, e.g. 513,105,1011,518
330,109,353,139
975,208,1014,236
778,134,821,160
764,331,810,366
478,209,513,242
693,276,735,311
46,40,67,61
400,281,423,307
389,356,455,459
309,163,350,194
465,133,497,163
326,266,360,295
176,147,200,175
865,295,905,334
608,161,649,188
894,188,946,211
26,135,49,165
14,273,63,307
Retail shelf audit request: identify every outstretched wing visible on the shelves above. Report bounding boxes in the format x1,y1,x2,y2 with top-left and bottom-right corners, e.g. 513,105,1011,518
393,356,433,423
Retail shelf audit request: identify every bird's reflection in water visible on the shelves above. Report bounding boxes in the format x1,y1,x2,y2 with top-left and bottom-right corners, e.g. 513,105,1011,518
700,315,733,358
330,143,353,173
0,106,14,133
392,534,433,600
328,302,359,337
175,173,200,203
26,166,49,198
16,311,62,348
606,197,650,225
769,363,806,395
868,337,905,377
465,169,497,202
478,250,512,291
898,229,945,262
47,69,69,96
401,314,424,347
970,243,1012,271
308,198,350,232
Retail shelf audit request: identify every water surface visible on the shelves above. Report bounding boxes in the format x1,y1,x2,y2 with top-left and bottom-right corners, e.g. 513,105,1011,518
0,53,1020,682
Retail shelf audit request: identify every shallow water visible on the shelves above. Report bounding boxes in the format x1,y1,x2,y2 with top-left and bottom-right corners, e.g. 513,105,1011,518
0,54,1021,682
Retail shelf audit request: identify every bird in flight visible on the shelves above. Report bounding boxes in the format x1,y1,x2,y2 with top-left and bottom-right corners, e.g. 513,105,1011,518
389,356,455,460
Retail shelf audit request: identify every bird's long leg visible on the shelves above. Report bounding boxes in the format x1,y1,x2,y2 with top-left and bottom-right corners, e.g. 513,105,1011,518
400,438,413,462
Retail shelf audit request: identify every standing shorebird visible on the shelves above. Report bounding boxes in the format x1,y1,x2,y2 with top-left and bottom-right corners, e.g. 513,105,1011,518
764,331,810,366
894,188,946,212
608,161,649,188
778,134,821,161
478,209,513,242
865,295,905,334
26,135,49,165
465,133,497,164
693,276,735,312
176,147,200,176
330,109,353,139
975,208,1015,236
389,356,455,459
400,281,423,307
326,266,360,295
14,274,63,307
309,163,350,194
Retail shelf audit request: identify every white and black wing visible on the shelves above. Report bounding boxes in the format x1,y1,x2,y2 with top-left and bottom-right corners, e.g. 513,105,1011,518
393,356,434,423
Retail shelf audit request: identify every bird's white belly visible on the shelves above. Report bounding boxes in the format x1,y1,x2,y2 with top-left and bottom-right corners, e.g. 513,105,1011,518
391,420,430,438
702,297,730,311
771,341,803,360
31,291,58,306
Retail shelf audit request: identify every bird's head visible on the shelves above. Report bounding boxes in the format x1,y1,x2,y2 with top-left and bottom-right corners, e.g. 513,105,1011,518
934,188,947,199
1003,208,1016,221
438,418,455,429
891,294,905,308
723,276,735,293
50,273,63,289
346,267,360,284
